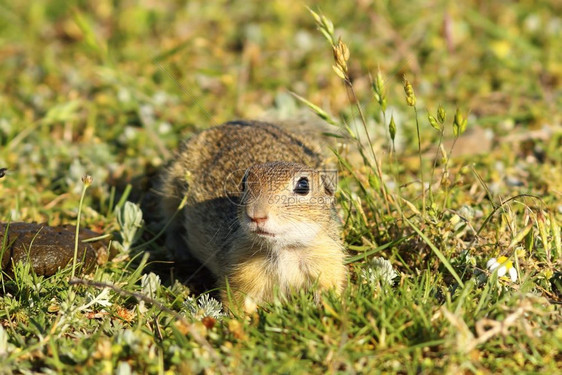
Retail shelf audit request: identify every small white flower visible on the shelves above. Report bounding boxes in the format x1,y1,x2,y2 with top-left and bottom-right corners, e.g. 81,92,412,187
361,257,398,286
184,294,224,319
141,272,161,299
75,288,113,311
487,256,518,282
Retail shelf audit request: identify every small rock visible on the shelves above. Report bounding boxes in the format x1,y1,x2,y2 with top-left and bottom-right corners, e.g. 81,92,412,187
0,222,109,276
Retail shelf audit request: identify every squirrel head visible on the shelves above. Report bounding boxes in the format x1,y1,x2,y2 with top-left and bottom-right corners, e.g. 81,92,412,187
236,161,337,249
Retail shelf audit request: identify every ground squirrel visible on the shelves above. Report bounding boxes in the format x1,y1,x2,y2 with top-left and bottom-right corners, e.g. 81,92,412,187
160,120,346,311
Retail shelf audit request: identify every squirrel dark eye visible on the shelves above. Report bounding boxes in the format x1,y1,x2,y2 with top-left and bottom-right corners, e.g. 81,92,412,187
294,177,310,195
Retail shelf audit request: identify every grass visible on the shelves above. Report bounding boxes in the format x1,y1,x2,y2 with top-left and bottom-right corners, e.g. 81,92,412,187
1,0,561,373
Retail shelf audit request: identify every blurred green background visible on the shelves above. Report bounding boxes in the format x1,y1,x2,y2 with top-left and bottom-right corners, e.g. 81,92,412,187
1,1,562,373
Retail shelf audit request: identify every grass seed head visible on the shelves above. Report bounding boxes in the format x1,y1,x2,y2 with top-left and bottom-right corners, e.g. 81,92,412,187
453,108,468,136
332,38,350,80
372,69,387,111
403,77,416,107
308,8,336,44
389,115,397,141
437,104,446,123
428,113,440,131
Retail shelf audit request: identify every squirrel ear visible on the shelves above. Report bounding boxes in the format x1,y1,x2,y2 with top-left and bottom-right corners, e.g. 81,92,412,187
320,171,337,196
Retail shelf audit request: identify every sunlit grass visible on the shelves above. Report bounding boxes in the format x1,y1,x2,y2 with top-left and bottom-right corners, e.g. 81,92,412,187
0,0,561,373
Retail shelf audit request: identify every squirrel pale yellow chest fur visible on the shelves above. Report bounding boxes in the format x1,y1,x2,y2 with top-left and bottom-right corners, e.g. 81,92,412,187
160,120,346,311
227,234,346,309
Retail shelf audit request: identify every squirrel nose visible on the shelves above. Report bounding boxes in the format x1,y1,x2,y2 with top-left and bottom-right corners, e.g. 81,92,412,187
249,214,268,226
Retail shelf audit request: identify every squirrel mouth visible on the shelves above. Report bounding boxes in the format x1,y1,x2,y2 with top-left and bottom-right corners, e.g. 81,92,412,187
253,228,275,237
